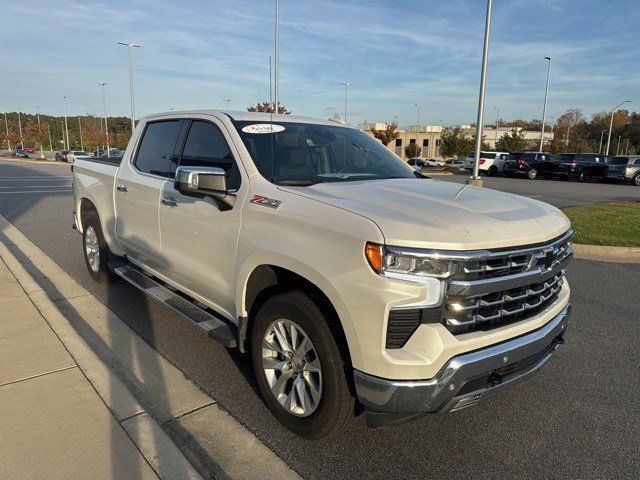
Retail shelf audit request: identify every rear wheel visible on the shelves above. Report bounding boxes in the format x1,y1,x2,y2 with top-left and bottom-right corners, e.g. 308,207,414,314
488,165,498,177
579,171,590,182
82,213,115,284
634,173,640,186
527,168,538,180
251,291,354,439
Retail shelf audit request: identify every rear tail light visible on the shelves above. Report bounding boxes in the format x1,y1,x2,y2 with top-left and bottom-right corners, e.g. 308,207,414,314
518,159,526,166
479,159,486,165
570,162,578,168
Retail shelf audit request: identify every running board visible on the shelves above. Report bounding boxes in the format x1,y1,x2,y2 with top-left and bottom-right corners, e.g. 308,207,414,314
111,264,237,348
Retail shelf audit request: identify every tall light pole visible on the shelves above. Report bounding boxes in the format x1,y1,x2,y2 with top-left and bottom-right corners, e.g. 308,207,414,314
47,124,53,152
414,103,421,127
99,83,110,157
340,82,351,123
117,42,141,132
539,56,552,153
605,100,632,156
17,110,24,150
273,0,280,114
35,105,44,157
625,138,630,155
599,129,606,153
4,112,11,150
61,96,70,150
78,117,84,151
469,0,493,186
494,106,500,145
222,99,231,111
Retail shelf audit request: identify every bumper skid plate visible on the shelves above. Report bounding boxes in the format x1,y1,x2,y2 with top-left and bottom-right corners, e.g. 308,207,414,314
355,305,571,428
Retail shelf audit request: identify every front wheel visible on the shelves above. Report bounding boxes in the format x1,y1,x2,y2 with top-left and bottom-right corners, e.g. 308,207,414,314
634,173,640,186
251,291,354,439
488,165,498,177
527,168,538,180
579,171,590,182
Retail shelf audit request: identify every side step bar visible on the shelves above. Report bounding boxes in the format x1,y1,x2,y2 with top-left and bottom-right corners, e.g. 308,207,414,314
111,263,237,348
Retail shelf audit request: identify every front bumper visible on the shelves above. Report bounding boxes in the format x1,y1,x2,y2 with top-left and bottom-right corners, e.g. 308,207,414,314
355,304,571,427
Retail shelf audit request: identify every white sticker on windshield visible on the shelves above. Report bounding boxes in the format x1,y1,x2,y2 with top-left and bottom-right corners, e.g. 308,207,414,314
241,124,285,134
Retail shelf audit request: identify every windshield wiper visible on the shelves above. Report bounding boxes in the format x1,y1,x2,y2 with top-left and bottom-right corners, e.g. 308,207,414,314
276,179,325,186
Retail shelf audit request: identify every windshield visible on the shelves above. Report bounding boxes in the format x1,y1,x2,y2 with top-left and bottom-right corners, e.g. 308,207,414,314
233,121,414,185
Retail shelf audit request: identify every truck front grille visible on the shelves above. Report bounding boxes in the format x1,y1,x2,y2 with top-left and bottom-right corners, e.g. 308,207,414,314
442,231,573,334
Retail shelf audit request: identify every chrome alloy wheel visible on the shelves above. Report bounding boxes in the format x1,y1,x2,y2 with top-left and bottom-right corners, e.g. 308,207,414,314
262,319,322,417
84,226,100,273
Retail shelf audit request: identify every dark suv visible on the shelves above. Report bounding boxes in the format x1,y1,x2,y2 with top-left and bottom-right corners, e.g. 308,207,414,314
504,151,556,179
553,153,610,182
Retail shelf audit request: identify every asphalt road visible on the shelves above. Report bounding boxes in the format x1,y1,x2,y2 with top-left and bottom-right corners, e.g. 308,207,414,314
437,170,639,208
1,159,638,479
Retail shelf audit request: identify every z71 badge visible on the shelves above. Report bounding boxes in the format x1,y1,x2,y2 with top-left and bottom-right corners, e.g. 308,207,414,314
250,195,282,209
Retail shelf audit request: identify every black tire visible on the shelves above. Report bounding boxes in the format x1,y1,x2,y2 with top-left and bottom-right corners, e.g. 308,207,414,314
634,173,640,187
579,171,589,183
527,168,538,180
488,165,498,177
82,212,115,284
250,291,354,439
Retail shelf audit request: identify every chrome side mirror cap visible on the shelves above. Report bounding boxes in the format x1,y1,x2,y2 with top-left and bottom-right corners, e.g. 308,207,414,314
175,166,227,197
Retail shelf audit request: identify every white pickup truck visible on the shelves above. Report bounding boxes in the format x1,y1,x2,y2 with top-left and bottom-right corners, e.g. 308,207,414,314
72,110,573,438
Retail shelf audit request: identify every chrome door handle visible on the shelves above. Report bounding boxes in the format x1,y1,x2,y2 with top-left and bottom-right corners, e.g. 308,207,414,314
161,197,178,207
116,184,128,192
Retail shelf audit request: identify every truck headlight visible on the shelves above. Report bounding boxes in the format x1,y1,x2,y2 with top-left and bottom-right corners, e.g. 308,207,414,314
365,242,454,281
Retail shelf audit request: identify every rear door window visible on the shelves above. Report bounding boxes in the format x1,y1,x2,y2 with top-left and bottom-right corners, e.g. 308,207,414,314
179,120,241,191
134,120,181,177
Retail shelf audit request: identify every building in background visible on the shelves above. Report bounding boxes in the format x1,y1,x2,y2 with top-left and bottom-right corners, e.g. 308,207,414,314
358,123,444,158
458,125,554,150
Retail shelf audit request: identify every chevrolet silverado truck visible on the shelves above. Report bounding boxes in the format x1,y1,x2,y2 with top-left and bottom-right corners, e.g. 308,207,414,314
72,110,573,438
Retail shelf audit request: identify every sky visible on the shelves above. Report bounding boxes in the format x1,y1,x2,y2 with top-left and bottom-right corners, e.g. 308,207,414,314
1,0,639,127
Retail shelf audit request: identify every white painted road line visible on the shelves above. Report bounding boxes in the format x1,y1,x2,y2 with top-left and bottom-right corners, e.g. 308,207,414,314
0,190,72,195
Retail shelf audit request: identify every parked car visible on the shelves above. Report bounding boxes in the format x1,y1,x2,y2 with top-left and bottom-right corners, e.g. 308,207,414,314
447,158,466,169
504,152,557,180
72,110,573,438
407,158,426,168
24,145,36,154
604,156,640,186
66,150,90,163
464,151,509,176
56,150,70,162
11,148,29,158
423,158,445,168
553,153,609,182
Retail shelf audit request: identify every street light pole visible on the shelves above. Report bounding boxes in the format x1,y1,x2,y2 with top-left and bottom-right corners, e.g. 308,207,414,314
599,130,606,153
99,83,110,157
17,110,24,150
222,99,231,111
117,42,141,133
494,106,499,145
274,0,279,114
36,105,44,157
4,112,11,150
78,117,84,151
625,138,630,155
61,96,70,150
539,56,552,153
47,124,53,152
605,100,632,156
414,103,421,127
340,82,351,123
469,0,493,186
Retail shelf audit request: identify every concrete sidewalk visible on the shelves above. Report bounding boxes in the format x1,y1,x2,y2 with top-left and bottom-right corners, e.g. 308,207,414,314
0,257,187,480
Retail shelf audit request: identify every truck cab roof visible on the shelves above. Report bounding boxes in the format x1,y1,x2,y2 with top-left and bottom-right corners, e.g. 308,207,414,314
142,110,348,128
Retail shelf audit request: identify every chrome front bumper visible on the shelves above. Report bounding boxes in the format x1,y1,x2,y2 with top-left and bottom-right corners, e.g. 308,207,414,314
355,305,571,427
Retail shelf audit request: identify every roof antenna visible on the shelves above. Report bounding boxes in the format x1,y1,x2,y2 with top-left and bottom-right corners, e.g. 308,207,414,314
269,56,275,182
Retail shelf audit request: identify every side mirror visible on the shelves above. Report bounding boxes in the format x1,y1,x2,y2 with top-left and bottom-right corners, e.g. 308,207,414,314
175,166,228,198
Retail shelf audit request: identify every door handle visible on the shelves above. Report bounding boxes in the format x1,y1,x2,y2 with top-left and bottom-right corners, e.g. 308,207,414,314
116,184,128,192
161,197,178,207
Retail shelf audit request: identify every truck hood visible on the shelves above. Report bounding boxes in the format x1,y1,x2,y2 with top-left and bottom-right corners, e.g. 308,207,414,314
279,179,570,249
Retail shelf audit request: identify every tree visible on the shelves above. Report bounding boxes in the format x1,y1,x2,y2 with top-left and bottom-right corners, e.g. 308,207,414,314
439,127,489,158
405,143,422,158
495,129,528,152
247,102,291,114
80,118,105,153
370,123,399,146
25,123,49,152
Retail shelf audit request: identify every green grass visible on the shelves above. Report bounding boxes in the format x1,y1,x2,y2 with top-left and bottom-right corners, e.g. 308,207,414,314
562,202,640,247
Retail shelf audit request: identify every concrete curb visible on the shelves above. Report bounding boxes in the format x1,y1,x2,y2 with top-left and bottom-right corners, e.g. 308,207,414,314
572,243,640,263
0,232,203,480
